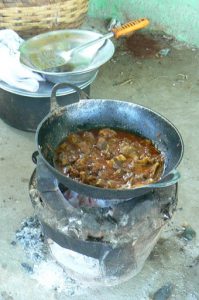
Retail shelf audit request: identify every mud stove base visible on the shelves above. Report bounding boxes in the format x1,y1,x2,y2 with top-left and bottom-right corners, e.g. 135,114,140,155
29,157,178,286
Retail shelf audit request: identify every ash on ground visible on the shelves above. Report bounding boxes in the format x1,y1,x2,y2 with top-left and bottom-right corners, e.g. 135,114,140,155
16,216,48,262
14,216,86,297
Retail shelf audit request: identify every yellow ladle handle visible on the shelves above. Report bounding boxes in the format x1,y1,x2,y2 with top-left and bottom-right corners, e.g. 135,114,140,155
112,18,150,39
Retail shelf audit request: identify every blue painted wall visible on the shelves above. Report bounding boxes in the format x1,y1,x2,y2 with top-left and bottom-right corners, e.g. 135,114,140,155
88,0,199,46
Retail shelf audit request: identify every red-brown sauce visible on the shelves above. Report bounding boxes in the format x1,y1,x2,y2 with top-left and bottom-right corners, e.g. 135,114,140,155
54,128,164,189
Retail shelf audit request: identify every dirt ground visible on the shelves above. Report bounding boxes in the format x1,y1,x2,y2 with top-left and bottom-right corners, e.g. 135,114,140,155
0,20,199,300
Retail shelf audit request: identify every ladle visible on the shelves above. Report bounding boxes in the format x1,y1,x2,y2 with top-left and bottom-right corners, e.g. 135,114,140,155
45,18,149,72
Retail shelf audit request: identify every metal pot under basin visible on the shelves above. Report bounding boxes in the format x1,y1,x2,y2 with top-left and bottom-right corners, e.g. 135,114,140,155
0,73,97,132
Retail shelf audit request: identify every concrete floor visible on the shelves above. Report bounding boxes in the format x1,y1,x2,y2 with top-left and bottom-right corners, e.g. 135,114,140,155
0,29,199,300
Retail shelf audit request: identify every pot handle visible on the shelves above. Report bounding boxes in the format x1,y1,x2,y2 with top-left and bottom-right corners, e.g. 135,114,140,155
32,150,39,164
141,169,180,189
50,82,90,112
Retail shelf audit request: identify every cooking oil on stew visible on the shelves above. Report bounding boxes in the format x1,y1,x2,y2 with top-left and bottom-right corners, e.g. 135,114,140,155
54,128,164,189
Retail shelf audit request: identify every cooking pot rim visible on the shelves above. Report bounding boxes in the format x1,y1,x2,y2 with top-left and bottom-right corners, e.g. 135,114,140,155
0,72,97,98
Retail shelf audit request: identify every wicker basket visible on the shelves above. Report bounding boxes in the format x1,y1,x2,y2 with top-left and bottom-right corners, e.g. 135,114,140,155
0,0,89,38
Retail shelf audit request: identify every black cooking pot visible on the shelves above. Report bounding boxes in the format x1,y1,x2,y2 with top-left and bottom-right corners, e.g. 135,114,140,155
0,81,91,132
36,82,184,200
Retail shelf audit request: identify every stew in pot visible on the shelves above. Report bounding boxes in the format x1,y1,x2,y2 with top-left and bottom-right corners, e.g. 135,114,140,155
54,128,164,189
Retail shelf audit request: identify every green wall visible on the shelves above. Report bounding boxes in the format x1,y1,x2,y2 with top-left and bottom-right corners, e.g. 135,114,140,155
88,0,199,47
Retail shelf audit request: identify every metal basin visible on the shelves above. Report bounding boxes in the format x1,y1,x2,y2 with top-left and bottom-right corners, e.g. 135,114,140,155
19,29,115,84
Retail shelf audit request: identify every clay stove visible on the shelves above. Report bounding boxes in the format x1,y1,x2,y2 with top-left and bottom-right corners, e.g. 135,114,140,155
29,155,178,286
